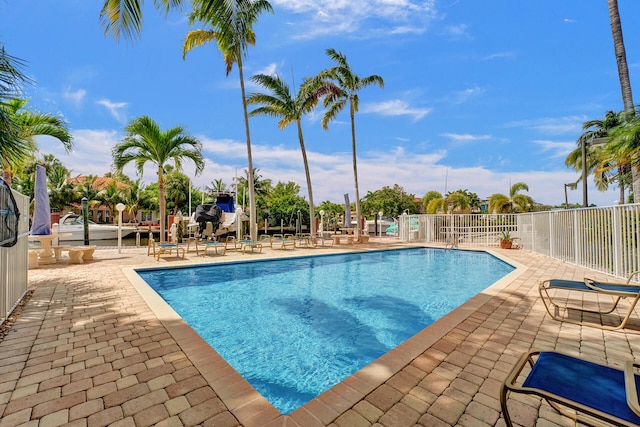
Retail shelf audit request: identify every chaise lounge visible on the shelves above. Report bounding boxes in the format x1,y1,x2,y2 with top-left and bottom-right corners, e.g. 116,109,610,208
501,349,640,427
539,271,640,331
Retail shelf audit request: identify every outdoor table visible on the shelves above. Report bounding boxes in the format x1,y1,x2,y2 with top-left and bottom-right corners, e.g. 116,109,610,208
29,233,72,264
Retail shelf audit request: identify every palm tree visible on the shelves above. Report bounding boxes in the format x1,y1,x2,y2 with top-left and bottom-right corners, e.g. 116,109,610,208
320,48,384,240
607,0,639,199
425,191,470,214
73,175,102,210
182,0,272,240
98,179,128,223
247,73,324,235
99,0,246,41
112,116,204,242
0,46,31,180
566,111,626,204
1,98,73,186
608,111,640,202
488,182,534,213
206,178,228,195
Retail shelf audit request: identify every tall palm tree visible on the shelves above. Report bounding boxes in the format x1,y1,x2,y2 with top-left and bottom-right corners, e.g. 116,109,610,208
112,116,204,242
320,48,384,240
247,73,324,235
488,182,534,213
1,98,72,186
607,0,639,199
182,0,272,240
99,0,246,41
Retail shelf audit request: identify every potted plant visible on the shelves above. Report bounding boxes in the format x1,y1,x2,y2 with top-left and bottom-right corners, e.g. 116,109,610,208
499,230,514,249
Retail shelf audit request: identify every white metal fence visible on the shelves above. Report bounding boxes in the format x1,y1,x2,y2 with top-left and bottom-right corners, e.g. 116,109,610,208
399,204,640,280
0,189,29,325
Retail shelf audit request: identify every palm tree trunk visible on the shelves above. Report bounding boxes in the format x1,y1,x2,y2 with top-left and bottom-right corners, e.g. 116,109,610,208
350,99,361,240
608,0,639,200
237,55,257,240
297,120,315,236
158,166,166,243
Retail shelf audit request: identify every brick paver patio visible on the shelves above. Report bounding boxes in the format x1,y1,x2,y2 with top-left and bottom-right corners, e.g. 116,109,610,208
1,240,639,426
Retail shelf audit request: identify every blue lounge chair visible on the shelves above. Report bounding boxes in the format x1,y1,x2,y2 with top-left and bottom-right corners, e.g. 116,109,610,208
501,350,640,427
539,272,640,331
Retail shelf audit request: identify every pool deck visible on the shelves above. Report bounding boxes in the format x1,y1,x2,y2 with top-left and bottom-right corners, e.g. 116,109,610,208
2,238,640,426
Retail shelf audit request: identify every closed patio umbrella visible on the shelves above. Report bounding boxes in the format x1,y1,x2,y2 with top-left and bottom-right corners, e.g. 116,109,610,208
31,164,50,235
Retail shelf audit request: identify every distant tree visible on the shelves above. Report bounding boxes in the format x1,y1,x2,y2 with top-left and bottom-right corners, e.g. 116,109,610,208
425,190,475,215
112,116,204,242
566,111,626,203
266,181,308,227
73,175,102,209
361,185,416,219
422,191,442,211
608,110,640,203
320,48,384,240
98,179,128,223
206,178,228,195
164,171,191,215
488,182,534,213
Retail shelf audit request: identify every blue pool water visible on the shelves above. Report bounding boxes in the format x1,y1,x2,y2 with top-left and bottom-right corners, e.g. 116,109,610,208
137,248,513,414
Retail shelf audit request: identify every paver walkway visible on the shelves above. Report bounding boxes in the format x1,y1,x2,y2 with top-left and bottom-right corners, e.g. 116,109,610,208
1,241,639,427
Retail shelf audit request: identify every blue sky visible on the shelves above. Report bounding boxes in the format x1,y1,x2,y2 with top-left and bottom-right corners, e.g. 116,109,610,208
2,0,639,208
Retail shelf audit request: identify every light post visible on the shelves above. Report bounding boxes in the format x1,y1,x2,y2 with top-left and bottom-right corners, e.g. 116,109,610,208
236,207,243,240
401,211,407,241
319,210,324,236
81,197,89,245
297,209,301,235
116,203,125,253
378,211,383,239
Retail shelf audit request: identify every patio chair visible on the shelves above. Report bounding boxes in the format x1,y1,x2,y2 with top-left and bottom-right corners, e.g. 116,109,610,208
148,238,185,261
539,272,640,331
501,349,640,427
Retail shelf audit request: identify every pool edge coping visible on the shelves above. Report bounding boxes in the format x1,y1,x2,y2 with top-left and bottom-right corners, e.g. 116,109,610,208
122,245,526,426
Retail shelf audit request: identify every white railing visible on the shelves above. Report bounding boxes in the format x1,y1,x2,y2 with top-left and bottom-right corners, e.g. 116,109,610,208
0,189,29,325
399,204,640,280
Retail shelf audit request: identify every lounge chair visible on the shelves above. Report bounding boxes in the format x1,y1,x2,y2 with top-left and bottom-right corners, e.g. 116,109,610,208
239,239,262,253
148,238,185,261
271,234,295,250
199,240,226,256
501,349,640,427
539,272,640,330
222,236,242,251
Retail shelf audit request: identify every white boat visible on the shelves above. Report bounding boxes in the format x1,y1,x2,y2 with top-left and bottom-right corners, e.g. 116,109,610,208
56,213,138,241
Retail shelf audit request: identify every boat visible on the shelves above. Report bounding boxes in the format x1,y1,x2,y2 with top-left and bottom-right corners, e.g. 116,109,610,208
189,192,247,239
56,213,139,241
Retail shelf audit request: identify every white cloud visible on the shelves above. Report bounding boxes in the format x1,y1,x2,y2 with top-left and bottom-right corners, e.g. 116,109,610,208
534,140,576,158
97,99,128,124
62,87,86,107
443,23,471,40
361,99,431,121
271,0,439,39
441,133,491,145
451,84,485,104
505,116,586,136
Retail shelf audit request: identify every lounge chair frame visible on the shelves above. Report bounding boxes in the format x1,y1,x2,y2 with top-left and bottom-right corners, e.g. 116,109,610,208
539,271,640,331
501,349,640,427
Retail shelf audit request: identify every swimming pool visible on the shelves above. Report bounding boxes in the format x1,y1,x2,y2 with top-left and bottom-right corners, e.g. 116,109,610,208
137,248,514,414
